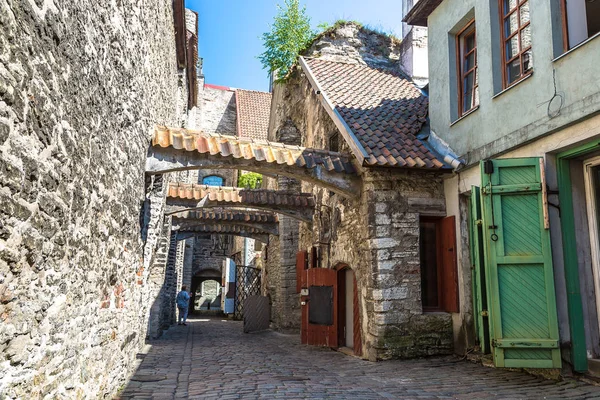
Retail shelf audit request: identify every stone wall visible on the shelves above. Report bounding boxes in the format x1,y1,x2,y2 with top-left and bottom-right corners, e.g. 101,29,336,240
265,22,453,358
194,85,237,135
0,0,184,397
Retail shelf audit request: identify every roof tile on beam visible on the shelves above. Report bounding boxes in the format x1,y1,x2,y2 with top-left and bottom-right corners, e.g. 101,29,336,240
152,126,357,175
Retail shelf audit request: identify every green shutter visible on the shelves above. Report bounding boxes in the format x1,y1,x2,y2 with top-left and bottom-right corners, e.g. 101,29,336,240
480,158,561,368
470,186,490,354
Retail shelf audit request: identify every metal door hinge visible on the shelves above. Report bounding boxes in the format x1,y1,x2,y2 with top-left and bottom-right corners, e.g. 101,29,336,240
481,310,489,317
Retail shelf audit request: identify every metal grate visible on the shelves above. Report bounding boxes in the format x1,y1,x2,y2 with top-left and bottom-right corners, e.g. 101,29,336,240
234,265,262,320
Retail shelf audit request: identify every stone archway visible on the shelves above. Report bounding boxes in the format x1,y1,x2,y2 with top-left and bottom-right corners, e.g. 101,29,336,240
190,268,222,314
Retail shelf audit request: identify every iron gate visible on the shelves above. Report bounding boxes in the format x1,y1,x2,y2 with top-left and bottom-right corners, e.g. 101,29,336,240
234,265,262,320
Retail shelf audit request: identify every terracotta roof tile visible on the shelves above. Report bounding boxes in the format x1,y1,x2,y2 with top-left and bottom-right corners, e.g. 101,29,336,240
303,57,445,169
174,209,278,223
152,126,357,174
167,183,316,208
236,89,272,141
176,224,266,235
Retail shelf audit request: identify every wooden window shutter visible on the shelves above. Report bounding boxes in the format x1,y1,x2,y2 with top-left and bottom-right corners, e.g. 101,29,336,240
310,246,319,269
480,158,561,368
440,216,459,313
296,250,308,293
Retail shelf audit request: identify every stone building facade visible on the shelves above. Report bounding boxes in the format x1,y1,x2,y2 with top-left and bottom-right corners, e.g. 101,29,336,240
265,22,458,360
0,0,200,397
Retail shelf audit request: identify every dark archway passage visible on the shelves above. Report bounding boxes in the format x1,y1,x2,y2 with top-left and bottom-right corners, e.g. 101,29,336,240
190,269,222,315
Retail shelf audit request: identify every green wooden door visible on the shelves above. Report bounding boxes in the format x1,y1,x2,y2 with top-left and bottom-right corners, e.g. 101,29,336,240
470,186,490,354
480,158,561,368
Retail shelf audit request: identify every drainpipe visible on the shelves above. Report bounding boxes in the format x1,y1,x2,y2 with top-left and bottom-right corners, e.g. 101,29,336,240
425,129,465,171
443,154,463,170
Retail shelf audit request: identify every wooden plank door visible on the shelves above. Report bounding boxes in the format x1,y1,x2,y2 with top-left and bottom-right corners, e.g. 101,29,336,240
480,158,561,368
302,268,338,348
470,186,491,354
440,216,459,312
353,275,362,355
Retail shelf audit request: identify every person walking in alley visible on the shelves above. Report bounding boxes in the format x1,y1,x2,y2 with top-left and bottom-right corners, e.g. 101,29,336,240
177,286,190,326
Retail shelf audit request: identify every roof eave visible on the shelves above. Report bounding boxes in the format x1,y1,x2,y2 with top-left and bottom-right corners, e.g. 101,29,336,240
402,0,444,27
299,56,369,167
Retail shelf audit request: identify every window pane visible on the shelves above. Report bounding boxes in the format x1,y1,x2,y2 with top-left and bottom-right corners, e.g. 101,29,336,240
520,25,532,50
464,50,475,71
506,35,519,60
463,73,474,111
522,48,533,72
420,221,439,308
507,57,521,84
587,1,600,38
505,12,519,36
519,1,530,24
465,33,476,52
504,0,517,14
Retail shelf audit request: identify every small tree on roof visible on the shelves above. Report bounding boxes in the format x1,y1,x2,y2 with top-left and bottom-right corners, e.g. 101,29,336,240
259,0,314,83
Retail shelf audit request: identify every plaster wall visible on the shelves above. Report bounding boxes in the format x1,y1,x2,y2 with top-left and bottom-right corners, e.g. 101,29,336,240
427,0,600,162
444,113,600,355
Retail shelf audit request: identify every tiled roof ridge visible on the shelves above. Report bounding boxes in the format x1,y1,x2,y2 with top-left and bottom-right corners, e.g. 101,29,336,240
167,182,314,197
167,182,316,208
175,209,278,222
153,126,355,164
302,56,411,82
236,88,272,95
204,83,235,91
168,182,312,195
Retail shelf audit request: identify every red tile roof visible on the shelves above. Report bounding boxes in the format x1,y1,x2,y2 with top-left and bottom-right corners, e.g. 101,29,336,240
302,57,445,169
152,127,356,174
167,183,316,208
236,89,272,140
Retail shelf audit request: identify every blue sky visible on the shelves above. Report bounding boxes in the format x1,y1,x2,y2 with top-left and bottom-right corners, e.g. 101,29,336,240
187,0,404,92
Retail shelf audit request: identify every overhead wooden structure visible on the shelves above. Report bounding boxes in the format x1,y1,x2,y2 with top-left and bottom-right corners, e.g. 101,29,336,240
146,127,361,197
171,210,279,236
174,225,270,244
166,183,316,222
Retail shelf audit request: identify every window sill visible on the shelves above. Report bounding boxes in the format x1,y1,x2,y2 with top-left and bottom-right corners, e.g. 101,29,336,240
492,72,534,100
450,105,480,127
553,31,600,63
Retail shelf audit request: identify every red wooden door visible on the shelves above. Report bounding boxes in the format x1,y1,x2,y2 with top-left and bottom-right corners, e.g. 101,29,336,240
301,268,338,347
440,216,459,313
353,276,362,355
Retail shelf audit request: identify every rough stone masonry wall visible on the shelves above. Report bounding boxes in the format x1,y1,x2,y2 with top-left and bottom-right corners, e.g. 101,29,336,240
0,1,183,398
360,170,453,360
268,24,453,358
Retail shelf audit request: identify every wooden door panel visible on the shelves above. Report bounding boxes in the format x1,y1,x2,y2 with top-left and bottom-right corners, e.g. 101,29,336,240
353,275,362,356
440,216,459,313
302,268,338,348
481,158,561,368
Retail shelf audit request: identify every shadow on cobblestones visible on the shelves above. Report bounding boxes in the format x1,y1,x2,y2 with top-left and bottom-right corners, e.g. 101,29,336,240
116,317,600,399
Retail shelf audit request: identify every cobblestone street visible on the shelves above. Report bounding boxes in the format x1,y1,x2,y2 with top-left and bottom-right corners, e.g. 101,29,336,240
118,317,600,399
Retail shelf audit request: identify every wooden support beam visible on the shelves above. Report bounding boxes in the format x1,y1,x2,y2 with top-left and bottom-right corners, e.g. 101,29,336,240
166,198,314,222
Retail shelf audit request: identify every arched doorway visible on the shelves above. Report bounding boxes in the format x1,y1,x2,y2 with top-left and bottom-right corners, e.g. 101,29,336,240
196,279,221,311
190,268,222,315
337,266,362,356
